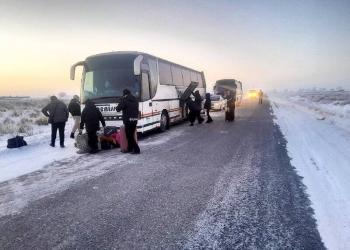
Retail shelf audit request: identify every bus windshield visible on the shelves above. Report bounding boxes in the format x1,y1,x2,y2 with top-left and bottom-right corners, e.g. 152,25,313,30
83,69,140,102
81,54,140,102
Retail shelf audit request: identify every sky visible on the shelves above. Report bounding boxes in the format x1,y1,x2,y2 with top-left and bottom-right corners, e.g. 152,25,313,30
1,0,350,96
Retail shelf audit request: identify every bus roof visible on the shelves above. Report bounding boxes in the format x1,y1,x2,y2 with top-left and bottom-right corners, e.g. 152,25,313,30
86,51,203,73
215,79,237,87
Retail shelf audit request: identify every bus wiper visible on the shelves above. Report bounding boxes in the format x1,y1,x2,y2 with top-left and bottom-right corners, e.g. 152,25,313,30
89,96,118,101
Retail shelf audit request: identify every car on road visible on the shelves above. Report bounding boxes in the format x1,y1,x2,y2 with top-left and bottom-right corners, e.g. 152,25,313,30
211,94,227,111
247,89,259,99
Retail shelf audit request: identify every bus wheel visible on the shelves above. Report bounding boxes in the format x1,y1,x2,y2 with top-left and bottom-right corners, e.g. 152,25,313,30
159,112,169,132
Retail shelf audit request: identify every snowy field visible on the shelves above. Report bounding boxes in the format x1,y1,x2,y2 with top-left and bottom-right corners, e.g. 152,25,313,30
0,97,185,183
270,90,350,250
0,97,77,182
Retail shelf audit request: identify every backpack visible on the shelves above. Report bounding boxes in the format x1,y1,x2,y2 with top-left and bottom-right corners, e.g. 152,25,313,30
7,136,27,149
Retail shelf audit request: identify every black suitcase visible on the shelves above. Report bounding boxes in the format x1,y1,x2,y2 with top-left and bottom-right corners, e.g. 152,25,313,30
7,136,27,148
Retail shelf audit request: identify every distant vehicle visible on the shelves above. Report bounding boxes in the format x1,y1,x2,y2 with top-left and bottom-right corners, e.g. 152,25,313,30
210,94,226,111
247,89,259,99
214,79,243,105
70,51,206,133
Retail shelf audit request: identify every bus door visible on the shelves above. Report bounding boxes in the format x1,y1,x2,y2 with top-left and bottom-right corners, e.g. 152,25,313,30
141,71,154,130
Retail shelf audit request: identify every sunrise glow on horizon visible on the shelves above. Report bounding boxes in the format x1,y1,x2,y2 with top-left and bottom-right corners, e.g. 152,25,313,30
1,0,350,96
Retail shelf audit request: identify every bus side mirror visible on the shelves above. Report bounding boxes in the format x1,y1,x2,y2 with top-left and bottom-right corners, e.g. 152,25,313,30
70,61,85,80
133,55,143,75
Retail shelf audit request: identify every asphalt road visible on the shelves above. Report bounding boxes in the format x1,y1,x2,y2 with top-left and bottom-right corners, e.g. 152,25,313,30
0,99,325,249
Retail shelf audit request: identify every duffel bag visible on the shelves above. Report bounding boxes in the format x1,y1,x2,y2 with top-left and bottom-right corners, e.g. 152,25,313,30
104,126,118,137
7,136,27,149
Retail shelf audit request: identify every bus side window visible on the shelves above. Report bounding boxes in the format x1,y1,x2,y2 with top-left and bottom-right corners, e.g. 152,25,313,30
141,72,150,101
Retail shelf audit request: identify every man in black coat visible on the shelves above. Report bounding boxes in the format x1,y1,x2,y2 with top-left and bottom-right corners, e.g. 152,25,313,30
68,95,81,139
116,89,140,154
80,99,106,154
204,93,213,123
42,96,69,147
186,98,198,126
191,90,204,124
225,90,236,122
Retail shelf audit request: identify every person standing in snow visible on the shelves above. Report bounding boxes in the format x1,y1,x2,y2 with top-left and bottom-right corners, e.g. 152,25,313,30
42,96,69,147
68,95,81,139
204,93,213,123
116,89,140,154
80,99,106,154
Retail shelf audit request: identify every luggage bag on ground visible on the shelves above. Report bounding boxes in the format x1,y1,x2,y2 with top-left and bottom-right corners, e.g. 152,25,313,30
7,136,27,148
75,133,90,153
119,125,138,153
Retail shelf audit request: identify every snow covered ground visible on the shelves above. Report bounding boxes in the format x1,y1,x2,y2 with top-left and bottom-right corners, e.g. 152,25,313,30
0,97,78,182
0,97,185,217
270,91,350,250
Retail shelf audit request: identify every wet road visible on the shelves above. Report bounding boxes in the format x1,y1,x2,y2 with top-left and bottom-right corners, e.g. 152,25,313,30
0,100,324,249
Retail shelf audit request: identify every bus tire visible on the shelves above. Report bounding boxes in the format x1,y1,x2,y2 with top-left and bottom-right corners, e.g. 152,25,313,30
159,112,169,132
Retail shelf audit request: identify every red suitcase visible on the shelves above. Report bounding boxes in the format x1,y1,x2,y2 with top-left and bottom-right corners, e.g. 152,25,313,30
119,126,138,153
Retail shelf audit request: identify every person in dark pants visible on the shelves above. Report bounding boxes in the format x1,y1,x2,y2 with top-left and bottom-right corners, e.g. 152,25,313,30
116,89,140,154
80,99,106,154
42,96,69,147
258,89,263,104
204,93,213,123
68,95,81,139
192,90,204,124
186,98,197,126
225,90,236,122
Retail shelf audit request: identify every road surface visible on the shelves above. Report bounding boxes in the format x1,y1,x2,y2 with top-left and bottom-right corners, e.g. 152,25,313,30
0,99,325,249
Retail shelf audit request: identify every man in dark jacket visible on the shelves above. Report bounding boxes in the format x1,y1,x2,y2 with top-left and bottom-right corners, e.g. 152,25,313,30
192,90,204,124
68,95,81,139
80,99,106,154
225,90,236,122
204,93,213,123
116,89,140,154
42,96,69,147
186,97,198,126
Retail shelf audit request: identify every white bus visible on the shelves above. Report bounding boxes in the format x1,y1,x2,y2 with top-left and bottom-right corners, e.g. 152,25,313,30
70,51,206,133
214,79,243,106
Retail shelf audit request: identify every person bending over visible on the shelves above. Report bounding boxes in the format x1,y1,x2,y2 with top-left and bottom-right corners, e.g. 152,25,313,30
80,99,105,154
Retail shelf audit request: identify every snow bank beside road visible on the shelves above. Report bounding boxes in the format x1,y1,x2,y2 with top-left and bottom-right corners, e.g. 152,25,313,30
276,90,350,133
271,95,350,250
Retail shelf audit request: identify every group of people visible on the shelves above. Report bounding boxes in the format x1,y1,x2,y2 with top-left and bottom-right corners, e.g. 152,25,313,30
42,88,239,154
186,89,236,125
186,90,206,126
41,89,140,154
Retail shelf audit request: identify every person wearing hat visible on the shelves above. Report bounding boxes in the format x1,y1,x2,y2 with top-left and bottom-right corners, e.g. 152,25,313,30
116,89,140,154
68,95,81,139
42,95,69,147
